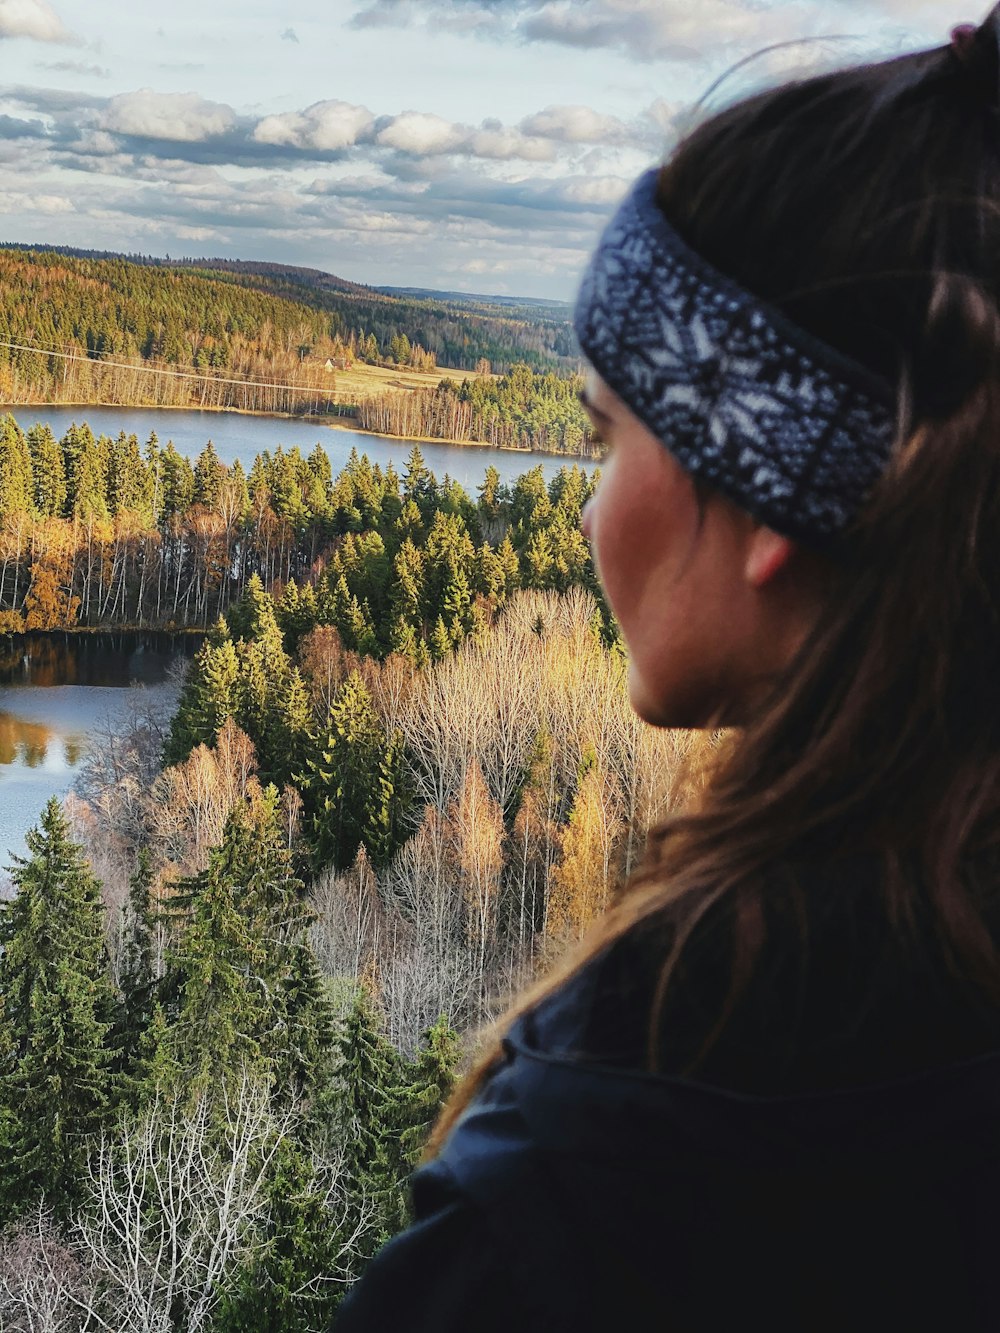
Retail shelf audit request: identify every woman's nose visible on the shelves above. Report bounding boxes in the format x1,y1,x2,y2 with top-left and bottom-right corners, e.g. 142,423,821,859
581,497,594,540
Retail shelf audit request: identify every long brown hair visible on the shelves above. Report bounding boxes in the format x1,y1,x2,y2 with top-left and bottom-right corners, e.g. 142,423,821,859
431,9,1000,1150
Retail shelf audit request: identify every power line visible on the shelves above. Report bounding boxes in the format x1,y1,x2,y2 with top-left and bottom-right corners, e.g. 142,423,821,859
0,338,339,398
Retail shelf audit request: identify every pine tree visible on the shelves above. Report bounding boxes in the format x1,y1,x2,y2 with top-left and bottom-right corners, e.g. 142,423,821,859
116,847,157,1089
160,789,333,1099
300,672,404,870
333,987,404,1268
0,798,117,1220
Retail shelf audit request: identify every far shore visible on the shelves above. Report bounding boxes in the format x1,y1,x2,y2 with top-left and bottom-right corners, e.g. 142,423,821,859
0,400,604,464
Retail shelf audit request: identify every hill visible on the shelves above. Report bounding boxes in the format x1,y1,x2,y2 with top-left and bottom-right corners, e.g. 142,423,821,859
0,244,578,395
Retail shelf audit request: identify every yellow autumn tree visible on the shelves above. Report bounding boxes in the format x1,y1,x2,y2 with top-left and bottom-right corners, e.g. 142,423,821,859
447,760,504,993
546,760,623,950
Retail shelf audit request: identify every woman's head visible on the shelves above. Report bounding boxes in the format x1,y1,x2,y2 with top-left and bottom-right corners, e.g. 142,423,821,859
580,372,828,728
576,7,1000,758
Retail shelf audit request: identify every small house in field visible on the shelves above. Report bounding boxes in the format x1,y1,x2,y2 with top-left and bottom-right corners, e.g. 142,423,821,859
324,359,336,372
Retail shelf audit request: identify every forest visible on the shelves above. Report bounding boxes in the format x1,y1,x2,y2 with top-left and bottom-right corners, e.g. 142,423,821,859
0,431,710,1329
0,247,575,414
0,413,597,635
356,363,597,454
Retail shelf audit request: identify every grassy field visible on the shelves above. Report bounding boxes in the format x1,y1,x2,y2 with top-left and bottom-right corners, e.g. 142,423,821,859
322,360,480,404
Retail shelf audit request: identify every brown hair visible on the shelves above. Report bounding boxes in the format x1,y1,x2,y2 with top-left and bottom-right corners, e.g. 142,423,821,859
430,8,1000,1150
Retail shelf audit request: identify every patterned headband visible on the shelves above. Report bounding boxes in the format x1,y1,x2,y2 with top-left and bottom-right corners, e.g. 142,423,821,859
573,168,898,543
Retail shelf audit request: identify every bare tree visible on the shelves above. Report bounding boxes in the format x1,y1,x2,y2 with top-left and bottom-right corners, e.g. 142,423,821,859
74,1072,291,1333
0,1207,98,1333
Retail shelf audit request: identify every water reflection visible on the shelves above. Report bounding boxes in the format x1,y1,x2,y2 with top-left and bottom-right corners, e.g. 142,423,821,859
0,714,83,770
0,632,199,688
0,632,195,860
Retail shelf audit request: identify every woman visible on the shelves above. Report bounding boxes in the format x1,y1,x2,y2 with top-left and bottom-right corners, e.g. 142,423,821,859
337,12,1000,1330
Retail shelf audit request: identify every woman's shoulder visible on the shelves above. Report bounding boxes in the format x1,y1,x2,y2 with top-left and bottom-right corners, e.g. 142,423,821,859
523,850,1000,1091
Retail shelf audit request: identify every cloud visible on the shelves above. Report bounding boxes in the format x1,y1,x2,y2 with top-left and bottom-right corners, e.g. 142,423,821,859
0,0,78,44
253,100,375,153
0,112,48,138
0,188,72,213
98,90,238,143
347,0,848,63
519,104,632,145
281,26,299,42
40,59,110,77
1,82,649,173
376,111,463,155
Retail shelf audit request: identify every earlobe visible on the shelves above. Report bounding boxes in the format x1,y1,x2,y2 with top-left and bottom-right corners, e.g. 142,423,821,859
745,526,797,588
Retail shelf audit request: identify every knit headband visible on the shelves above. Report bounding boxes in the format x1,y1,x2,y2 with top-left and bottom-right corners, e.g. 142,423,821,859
573,168,898,544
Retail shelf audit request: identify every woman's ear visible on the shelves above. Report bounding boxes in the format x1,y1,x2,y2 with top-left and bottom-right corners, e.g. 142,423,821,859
744,525,798,589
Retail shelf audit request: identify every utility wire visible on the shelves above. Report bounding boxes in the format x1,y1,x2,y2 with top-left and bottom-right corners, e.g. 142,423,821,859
0,337,341,398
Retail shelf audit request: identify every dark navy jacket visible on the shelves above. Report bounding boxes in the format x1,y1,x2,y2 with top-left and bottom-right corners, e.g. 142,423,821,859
337,923,1000,1332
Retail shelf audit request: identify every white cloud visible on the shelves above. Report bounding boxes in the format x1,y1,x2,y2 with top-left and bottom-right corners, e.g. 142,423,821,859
253,100,374,152
0,189,72,212
98,90,237,143
468,126,554,161
347,0,880,63
376,111,464,155
0,0,78,44
519,104,631,144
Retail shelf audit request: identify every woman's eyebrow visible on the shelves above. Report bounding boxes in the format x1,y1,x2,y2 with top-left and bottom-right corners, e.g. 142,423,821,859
578,387,614,428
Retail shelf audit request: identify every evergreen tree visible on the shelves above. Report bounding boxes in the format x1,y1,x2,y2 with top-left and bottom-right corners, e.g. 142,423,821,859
160,440,195,519
0,798,117,1220
214,1136,346,1332
193,439,225,508
0,413,34,519
116,847,157,1087
300,672,405,870
26,424,66,517
395,1012,460,1175
163,617,239,765
333,987,404,1268
161,789,332,1098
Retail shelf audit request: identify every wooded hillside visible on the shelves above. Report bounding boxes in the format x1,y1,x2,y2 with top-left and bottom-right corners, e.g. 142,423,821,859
0,245,576,407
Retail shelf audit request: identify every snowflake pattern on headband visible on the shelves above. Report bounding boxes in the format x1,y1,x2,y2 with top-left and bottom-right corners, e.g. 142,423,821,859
573,169,897,543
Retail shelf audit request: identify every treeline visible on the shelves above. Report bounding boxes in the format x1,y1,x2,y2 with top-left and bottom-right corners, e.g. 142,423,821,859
357,362,598,455
0,245,576,381
0,414,600,641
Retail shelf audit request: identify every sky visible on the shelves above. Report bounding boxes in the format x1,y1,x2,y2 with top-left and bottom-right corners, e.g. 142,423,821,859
0,0,965,299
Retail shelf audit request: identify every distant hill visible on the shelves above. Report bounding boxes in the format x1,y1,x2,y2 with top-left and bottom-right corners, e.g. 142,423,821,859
0,243,578,375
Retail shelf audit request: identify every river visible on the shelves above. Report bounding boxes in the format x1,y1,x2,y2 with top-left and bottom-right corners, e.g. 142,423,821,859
0,633,197,868
2,405,598,492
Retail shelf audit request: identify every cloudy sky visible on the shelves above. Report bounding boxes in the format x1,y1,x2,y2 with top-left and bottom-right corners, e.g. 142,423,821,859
0,0,961,299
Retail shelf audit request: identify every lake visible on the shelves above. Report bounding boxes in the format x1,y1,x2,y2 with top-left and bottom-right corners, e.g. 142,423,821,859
0,633,198,867
2,406,598,492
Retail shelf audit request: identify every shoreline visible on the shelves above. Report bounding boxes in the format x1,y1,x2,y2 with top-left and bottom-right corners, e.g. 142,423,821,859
1,400,604,464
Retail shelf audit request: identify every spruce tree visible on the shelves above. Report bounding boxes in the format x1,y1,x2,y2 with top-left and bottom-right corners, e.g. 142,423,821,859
300,673,404,870
0,798,117,1220
333,987,405,1268
162,616,239,764
116,847,157,1089
396,1014,460,1171
161,788,333,1099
